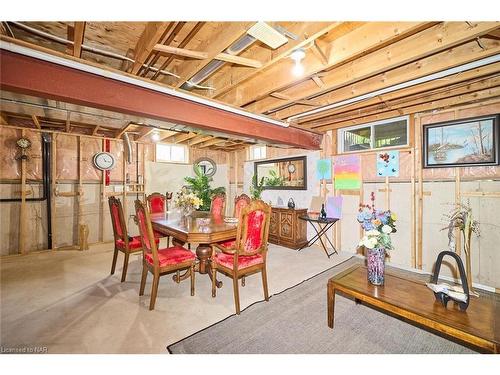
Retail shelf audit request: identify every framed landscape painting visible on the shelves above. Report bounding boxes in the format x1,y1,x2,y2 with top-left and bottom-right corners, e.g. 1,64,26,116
423,115,500,168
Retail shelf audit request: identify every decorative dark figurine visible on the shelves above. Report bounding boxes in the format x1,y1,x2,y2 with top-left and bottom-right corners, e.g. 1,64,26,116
427,250,470,311
287,198,295,209
320,203,327,220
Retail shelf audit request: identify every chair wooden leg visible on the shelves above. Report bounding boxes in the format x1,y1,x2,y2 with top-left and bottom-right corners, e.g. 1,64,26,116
110,247,118,275
211,266,217,298
262,266,269,301
241,276,245,287
233,275,240,315
175,270,180,284
139,262,148,296
167,236,170,247
190,264,195,296
121,252,130,282
149,272,160,310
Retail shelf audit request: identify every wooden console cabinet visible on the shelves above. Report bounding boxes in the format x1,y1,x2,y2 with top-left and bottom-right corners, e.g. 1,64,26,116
269,206,308,249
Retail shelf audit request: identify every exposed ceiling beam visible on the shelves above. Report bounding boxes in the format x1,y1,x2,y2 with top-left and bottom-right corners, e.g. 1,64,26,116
72,22,86,58
174,132,197,143
31,114,41,129
188,135,213,146
215,53,262,68
197,137,226,148
174,22,253,88
310,83,500,132
135,127,155,142
211,22,350,100
298,62,500,125
153,44,209,60
115,123,133,138
130,22,171,75
0,48,322,149
217,22,432,106
246,22,500,115
159,131,179,142
274,38,500,121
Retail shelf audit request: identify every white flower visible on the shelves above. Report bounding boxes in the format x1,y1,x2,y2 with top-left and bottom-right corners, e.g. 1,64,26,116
365,237,378,249
366,229,381,236
382,225,392,234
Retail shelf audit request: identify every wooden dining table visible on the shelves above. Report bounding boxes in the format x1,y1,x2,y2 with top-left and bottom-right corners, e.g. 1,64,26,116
150,210,237,288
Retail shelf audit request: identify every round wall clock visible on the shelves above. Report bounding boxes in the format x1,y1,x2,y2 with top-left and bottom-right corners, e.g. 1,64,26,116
287,162,296,174
93,152,116,171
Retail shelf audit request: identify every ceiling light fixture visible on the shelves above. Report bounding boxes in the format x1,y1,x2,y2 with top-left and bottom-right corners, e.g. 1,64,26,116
151,131,161,142
290,48,306,77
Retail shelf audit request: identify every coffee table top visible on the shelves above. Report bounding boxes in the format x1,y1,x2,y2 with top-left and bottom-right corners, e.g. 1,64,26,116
329,265,500,348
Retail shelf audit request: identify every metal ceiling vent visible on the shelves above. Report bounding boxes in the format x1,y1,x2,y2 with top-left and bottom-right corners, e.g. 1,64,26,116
247,22,288,49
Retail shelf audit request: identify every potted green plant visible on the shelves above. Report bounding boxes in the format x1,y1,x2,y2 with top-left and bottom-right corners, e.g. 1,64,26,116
250,174,265,200
184,164,225,211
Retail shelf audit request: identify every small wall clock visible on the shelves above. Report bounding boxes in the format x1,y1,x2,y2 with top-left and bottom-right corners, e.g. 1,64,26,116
93,152,116,171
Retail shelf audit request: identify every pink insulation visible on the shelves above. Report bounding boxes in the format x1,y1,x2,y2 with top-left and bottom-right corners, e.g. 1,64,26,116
80,137,102,181
0,128,42,180
55,134,78,180
109,140,124,182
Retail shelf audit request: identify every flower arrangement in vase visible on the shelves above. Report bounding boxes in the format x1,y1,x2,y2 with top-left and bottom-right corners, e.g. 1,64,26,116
357,192,397,285
174,187,203,216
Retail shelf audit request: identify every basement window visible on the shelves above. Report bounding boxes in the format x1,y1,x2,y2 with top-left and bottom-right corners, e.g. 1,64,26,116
338,116,409,153
249,145,267,160
156,143,188,163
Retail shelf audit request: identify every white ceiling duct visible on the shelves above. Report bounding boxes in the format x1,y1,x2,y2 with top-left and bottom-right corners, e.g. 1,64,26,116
247,22,288,49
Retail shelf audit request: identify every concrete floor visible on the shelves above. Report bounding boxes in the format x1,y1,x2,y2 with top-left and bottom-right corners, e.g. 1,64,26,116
0,241,352,353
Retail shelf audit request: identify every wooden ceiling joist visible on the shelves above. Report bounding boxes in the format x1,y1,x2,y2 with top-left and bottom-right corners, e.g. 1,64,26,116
72,22,86,58
173,22,253,88
115,123,134,138
174,132,197,144
310,81,500,131
188,135,213,146
279,37,500,122
197,137,226,148
247,22,500,115
31,114,41,129
153,44,209,60
218,22,433,107
211,22,351,100
130,22,171,75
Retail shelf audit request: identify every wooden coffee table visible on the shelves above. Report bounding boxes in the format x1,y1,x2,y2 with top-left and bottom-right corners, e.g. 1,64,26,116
327,265,500,353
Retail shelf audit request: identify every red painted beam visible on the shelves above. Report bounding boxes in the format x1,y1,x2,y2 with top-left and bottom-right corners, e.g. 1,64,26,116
0,50,322,149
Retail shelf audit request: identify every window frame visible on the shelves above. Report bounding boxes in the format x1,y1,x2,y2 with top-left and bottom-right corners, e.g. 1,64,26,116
337,115,410,154
155,142,189,164
249,145,267,161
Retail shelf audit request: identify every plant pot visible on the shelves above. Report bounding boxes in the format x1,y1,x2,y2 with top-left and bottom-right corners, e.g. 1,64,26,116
367,247,386,286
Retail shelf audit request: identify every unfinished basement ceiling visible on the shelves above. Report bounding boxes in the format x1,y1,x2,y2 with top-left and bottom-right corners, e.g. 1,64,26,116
1,21,500,134
0,90,290,150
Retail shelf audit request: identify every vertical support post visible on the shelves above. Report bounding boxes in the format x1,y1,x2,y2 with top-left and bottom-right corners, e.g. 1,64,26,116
455,168,462,256
235,150,239,196
77,136,83,249
51,134,57,249
384,176,390,210
416,116,424,269
99,138,105,242
19,129,27,254
122,141,127,221
410,149,416,269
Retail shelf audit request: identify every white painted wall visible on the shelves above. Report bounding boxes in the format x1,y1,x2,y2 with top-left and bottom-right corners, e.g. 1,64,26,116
145,161,229,214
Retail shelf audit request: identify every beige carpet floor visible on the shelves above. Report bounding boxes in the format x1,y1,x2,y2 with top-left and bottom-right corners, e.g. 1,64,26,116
0,241,352,353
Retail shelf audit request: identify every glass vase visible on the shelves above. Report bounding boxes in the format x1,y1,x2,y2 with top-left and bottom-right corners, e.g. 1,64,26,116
367,247,386,286
183,206,194,217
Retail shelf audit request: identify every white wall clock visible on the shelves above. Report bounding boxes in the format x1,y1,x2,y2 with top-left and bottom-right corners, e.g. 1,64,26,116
93,152,116,171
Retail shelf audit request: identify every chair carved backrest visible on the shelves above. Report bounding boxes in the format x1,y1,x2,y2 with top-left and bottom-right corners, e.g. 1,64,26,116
134,199,160,268
108,196,129,247
210,193,226,217
234,199,271,258
233,193,251,218
146,192,166,214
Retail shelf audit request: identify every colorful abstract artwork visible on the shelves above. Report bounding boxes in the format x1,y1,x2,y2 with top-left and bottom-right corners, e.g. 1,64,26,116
325,196,343,219
377,150,399,177
316,158,332,180
334,155,361,189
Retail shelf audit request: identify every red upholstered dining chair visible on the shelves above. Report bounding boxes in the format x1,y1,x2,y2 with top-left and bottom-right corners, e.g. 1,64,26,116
146,192,170,247
210,193,226,217
211,199,271,314
233,193,251,218
135,199,196,310
108,196,159,282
